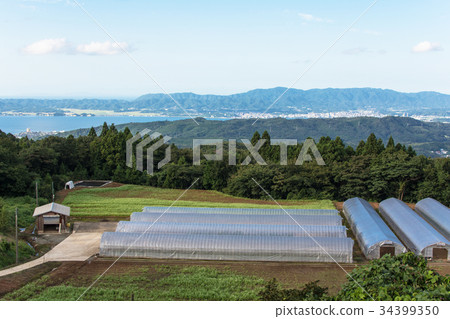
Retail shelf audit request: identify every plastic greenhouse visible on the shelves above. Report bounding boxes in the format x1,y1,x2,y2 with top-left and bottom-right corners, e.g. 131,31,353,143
415,198,450,241
130,212,343,226
343,197,406,259
379,198,450,260
142,206,339,215
99,232,354,263
115,221,348,238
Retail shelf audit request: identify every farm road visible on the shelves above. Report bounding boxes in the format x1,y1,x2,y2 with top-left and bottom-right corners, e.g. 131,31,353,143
0,222,117,278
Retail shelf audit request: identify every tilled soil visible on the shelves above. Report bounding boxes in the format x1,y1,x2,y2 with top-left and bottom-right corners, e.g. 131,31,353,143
1,258,448,299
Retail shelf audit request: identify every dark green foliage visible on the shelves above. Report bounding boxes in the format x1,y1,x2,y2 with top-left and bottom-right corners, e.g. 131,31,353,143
0,126,449,207
337,253,450,301
226,165,280,199
259,279,328,301
57,117,450,157
0,239,35,268
0,196,47,233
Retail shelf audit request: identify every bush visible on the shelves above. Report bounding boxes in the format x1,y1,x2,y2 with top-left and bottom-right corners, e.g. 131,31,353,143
337,253,450,301
0,239,35,268
258,279,329,301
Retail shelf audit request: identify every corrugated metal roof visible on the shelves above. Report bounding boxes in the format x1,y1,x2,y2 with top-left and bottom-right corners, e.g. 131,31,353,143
379,198,449,256
415,198,450,241
33,202,70,217
343,197,406,259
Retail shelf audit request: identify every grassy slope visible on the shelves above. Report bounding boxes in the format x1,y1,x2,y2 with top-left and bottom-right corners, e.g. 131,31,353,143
62,184,334,217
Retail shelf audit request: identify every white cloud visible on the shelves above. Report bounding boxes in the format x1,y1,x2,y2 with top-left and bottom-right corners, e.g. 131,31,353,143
412,41,443,53
23,38,69,55
23,39,129,56
298,12,333,23
76,41,128,55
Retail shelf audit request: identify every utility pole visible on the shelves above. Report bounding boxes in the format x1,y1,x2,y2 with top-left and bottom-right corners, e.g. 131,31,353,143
15,207,18,264
35,181,38,207
52,181,55,202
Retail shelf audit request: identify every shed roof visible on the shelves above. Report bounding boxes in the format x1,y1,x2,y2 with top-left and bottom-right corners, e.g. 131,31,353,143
33,202,70,217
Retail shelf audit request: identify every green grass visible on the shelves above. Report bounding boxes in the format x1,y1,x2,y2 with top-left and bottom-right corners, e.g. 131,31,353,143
1,196,48,229
62,184,334,217
2,266,265,301
0,239,35,269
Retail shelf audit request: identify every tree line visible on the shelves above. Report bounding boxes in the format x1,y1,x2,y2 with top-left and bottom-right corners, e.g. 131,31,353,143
0,123,448,205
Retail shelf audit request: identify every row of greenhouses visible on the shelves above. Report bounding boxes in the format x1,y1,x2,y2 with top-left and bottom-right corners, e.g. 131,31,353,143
100,207,354,263
100,198,449,263
344,197,449,260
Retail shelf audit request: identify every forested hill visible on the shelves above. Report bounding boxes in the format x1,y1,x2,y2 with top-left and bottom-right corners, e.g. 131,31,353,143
136,87,450,115
2,87,450,117
59,116,449,156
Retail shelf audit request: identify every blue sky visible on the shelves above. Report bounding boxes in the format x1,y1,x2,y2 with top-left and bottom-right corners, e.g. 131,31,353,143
0,0,449,98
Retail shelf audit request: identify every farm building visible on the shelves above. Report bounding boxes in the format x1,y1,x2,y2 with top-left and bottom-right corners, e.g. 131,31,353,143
343,197,406,259
116,221,348,238
415,198,450,241
100,207,354,263
143,206,339,215
379,198,450,260
130,212,343,226
33,202,70,234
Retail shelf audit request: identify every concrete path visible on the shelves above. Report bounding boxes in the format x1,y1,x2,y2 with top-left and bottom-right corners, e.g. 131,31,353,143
0,222,117,278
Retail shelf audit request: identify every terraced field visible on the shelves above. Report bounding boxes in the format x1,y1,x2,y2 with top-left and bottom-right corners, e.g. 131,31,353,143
60,184,335,217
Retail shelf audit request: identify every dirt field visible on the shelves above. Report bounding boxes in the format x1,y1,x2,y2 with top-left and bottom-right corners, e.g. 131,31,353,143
1,257,448,299
0,258,356,297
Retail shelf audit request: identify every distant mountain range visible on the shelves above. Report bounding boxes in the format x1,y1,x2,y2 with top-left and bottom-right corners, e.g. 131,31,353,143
58,116,450,157
1,87,450,119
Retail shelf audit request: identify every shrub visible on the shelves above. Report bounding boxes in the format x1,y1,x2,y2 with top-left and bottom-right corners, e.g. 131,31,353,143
258,279,329,301
337,253,450,301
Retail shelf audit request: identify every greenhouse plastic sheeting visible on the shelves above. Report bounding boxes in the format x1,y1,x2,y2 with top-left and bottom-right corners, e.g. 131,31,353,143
100,232,354,263
379,198,450,259
130,212,343,226
415,198,450,241
142,206,339,215
115,221,348,238
343,197,406,259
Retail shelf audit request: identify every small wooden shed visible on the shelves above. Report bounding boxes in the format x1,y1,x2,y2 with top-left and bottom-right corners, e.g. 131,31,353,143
34,203,70,234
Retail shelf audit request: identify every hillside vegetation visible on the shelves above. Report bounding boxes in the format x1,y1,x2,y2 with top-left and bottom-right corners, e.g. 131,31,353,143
1,125,449,207
60,117,450,155
61,185,334,217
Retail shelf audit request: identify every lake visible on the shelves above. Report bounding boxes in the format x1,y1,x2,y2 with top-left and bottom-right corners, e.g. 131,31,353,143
0,116,190,134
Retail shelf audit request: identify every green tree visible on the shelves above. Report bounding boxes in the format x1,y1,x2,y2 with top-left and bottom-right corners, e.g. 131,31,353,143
362,133,384,155
88,127,97,137
100,122,109,137
250,131,261,146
